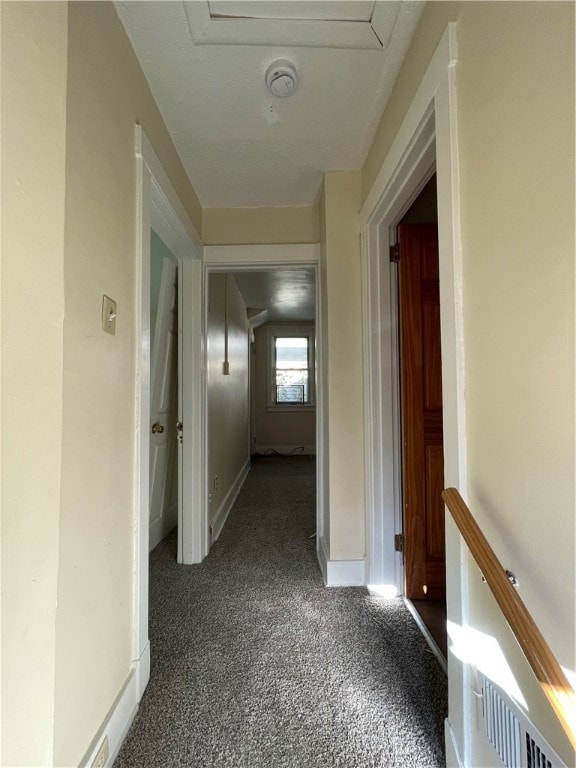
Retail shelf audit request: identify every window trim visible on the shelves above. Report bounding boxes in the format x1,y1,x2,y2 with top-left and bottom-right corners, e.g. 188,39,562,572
266,324,315,411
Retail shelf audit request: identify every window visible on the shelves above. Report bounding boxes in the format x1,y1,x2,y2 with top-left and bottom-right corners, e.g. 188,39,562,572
275,336,309,404
267,325,315,410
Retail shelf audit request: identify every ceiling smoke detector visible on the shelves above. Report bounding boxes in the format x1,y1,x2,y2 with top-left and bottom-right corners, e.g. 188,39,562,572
265,60,298,98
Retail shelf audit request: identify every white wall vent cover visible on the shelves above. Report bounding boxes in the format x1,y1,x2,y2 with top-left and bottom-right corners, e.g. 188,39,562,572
479,673,568,768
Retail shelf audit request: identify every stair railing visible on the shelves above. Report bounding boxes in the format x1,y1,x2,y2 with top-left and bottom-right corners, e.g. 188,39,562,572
441,487,576,751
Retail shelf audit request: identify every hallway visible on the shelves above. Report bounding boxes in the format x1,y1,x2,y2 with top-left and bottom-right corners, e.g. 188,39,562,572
115,457,447,767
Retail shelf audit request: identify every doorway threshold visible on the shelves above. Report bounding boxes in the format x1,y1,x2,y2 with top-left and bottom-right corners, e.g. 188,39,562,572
404,598,447,674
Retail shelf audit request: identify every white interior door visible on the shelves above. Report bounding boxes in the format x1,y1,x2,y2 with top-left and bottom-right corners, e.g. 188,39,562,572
149,258,179,551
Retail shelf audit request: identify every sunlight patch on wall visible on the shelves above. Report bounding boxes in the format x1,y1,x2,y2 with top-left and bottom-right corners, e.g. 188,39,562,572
447,620,528,710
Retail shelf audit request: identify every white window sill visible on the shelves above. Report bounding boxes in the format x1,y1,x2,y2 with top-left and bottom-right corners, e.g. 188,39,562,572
266,405,316,413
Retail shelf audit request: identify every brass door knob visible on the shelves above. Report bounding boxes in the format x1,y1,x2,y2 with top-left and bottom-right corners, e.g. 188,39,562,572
151,422,165,434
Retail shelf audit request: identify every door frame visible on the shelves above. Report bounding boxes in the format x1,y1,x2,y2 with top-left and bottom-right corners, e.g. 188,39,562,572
203,245,324,552
134,126,205,696
361,21,466,601
360,23,470,765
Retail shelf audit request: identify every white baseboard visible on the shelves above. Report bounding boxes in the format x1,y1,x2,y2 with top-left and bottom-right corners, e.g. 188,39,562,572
326,558,366,587
81,643,150,767
135,641,151,699
253,444,316,456
210,458,250,544
445,718,464,768
317,537,366,587
317,535,329,583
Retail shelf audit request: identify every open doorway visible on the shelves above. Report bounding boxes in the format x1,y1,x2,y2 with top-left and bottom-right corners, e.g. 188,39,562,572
393,176,447,659
134,126,205,702
203,267,318,550
145,224,203,567
360,26,467,764
250,322,316,457
149,230,180,552
206,268,316,546
231,270,317,459
203,248,323,553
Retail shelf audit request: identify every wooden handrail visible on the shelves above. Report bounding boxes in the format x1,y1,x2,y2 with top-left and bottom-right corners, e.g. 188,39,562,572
442,487,576,751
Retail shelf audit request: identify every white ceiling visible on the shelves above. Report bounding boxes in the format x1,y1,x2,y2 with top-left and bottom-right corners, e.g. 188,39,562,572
231,269,316,323
115,0,424,207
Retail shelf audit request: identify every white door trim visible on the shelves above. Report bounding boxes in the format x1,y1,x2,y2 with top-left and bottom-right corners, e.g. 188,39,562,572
204,244,319,265
360,23,471,765
203,245,324,553
134,126,205,696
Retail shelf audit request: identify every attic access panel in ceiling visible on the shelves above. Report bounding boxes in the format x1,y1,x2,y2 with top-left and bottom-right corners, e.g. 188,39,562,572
186,0,403,50
208,1,374,22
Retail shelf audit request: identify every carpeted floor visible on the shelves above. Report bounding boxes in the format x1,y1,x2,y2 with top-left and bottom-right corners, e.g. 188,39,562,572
114,456,447,767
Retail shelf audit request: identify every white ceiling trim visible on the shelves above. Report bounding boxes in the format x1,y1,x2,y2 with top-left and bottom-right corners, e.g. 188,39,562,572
183,0,401,50
204,244,320,265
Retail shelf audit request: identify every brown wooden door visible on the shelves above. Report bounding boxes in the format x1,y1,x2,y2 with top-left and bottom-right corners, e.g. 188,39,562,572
398,223,446,601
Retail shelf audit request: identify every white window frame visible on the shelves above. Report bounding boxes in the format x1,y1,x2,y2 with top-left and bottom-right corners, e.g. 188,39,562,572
266,324,315,411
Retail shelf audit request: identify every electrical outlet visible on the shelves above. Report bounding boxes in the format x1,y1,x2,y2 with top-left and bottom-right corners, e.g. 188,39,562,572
214,475,219,490
92,736,109,768
208,492,212,503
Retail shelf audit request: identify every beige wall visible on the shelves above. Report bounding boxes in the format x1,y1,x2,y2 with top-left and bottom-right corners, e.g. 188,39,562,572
321,172,365,561
253,323,316,451
362,1,462,201
1,4,68,765
362,1,575,763
203,206,320,245
458,0,574,662
457,3,575,762
207,275,250,525
4,1,574,766
2,2,204,765
53,4,204,763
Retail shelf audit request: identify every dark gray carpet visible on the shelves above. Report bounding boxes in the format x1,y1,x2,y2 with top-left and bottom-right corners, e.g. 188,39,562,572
115,456,447,767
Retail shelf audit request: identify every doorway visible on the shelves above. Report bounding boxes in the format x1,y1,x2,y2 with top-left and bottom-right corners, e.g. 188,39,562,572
360,25,469,765
202,245,324,550
397,177,445,601
149,231,180,552
394,176,447,658
134,126,205,702
202,266,318,549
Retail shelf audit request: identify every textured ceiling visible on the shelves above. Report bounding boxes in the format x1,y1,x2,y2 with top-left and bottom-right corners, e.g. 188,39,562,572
115,1,424,207
231,269,316,323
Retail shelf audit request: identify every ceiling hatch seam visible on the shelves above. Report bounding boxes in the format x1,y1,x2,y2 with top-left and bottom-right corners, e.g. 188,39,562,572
181,0,403,51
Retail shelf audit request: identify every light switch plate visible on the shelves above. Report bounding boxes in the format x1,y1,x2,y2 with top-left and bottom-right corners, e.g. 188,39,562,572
102,295,117,335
